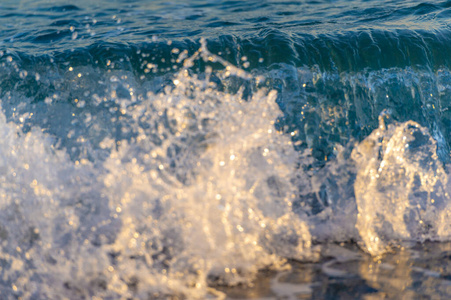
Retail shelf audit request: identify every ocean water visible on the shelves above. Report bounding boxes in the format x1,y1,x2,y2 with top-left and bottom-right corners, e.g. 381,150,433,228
1,0,451,298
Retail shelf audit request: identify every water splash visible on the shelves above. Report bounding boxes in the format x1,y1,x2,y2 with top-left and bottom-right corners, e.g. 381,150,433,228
2,36,451,298
0,43,315,299
352,112,451,256
100,44,314,297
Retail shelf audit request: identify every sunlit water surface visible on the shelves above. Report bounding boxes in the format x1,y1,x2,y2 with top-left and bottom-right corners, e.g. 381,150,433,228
1,0,451,298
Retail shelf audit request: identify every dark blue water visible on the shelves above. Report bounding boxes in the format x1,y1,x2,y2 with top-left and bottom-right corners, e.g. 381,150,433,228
1,0,451,298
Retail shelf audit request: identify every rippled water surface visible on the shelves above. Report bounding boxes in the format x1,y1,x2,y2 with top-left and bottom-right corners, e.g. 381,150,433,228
1,0,451,299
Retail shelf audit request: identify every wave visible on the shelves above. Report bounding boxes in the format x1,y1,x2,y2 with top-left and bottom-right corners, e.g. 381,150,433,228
0,41,450,298
5,27,451,70
3,36,451,164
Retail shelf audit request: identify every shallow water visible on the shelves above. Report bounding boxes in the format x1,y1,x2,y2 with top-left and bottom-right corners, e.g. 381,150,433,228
1,0,451,299
221,242,451,299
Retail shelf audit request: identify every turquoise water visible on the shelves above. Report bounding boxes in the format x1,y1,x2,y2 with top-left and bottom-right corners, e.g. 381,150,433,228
1,0,451,298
